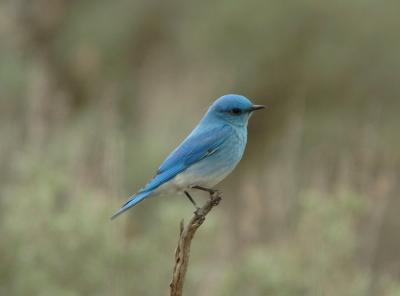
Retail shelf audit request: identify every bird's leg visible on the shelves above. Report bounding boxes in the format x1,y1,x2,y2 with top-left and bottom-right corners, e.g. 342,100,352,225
192,185,222,205
192,185,216,195
184,191,200,211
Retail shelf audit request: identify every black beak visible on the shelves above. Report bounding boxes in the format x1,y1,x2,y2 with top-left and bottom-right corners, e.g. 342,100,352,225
250,105,266,112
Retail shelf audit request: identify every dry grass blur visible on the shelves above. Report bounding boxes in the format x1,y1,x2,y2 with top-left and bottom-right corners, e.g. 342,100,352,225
1,1,400,295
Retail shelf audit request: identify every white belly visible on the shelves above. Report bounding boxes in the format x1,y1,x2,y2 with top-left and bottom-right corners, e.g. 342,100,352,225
172,168,230,189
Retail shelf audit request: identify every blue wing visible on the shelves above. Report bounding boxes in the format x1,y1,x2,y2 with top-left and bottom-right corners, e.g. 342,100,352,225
157,124,232,175
111,124,232,219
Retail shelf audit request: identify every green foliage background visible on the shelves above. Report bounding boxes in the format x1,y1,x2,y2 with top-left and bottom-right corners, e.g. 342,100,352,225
1,0,400,295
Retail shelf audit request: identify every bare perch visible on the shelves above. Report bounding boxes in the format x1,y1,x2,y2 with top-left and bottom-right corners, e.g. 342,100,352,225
169,191,222,296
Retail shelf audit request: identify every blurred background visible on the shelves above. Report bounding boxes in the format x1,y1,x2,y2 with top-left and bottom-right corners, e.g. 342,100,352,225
1,0,400,295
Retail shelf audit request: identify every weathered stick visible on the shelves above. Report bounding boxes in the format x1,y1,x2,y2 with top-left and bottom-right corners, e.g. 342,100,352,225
169,191,222,296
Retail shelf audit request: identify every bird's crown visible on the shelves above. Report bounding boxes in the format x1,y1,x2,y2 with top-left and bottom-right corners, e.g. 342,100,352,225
209,94,253,114
203,94,258,127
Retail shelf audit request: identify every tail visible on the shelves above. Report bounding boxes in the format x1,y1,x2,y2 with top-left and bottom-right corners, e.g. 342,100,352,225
110,190,152,220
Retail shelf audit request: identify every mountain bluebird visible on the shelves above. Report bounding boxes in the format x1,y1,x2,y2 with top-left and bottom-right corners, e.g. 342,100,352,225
111,94,265,219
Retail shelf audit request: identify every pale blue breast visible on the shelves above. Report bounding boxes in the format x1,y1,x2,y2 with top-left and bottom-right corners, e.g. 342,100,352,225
172,127,247,188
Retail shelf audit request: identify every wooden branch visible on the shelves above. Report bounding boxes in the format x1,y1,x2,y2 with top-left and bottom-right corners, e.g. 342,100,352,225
169,191,222,296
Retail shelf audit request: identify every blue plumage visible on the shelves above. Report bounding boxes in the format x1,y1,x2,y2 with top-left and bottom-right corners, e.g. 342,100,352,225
111,94,265,219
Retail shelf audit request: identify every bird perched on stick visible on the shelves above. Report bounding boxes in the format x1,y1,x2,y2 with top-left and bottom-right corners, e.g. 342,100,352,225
111,94,265,219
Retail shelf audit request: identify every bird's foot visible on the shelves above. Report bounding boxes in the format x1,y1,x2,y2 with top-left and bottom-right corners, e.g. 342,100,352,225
210,190,222,206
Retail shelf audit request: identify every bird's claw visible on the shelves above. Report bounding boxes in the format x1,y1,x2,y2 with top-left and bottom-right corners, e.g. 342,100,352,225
210,190,222,205
211,197,221,206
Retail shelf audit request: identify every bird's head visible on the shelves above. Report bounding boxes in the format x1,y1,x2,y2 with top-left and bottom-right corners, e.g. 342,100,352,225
206,94,265,127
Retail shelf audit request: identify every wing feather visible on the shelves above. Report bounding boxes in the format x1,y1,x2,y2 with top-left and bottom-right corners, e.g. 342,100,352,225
157,124,232,176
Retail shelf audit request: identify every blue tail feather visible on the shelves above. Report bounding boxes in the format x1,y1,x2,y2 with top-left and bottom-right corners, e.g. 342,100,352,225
110,191,151,220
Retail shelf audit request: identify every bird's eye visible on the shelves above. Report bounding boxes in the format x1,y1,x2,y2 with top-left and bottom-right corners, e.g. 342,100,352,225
231,108,242,115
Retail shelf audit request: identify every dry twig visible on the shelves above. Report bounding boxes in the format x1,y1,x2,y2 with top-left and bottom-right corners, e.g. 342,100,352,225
169,191,222,296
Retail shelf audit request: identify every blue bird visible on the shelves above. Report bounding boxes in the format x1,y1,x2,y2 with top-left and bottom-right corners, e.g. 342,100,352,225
111,94,265,219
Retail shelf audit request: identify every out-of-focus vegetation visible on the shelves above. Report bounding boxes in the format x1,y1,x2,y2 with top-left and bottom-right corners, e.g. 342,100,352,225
1,0,400,295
